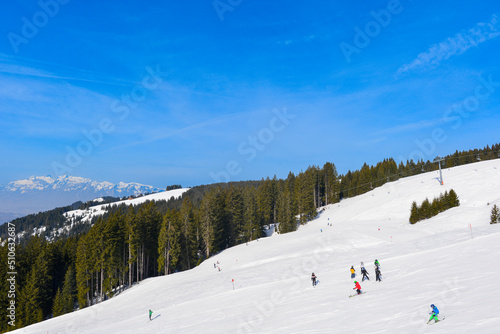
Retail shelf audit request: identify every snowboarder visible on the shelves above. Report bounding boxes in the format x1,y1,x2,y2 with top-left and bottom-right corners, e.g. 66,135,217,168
361,266,370,281
375,266,382,282
311,272,317,286
374,259,380,269
149,309,153,321
427,304,440,324
353,281,362,295
350,266,356,279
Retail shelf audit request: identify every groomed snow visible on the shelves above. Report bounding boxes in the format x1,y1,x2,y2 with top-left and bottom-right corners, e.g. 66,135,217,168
13,160,500,333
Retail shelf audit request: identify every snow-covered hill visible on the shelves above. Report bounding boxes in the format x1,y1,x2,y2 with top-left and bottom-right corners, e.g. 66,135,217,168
0,175,163,223
13,159,500,333
63,187,190,223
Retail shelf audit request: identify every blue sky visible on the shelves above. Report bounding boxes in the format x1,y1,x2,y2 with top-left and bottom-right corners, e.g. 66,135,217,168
1,0,499,188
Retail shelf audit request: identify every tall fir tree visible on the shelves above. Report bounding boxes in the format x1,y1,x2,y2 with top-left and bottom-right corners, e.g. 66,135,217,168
158,209,181,274
491,204,499,224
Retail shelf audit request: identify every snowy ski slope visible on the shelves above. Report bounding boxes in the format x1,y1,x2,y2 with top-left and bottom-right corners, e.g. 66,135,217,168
13,159,500,333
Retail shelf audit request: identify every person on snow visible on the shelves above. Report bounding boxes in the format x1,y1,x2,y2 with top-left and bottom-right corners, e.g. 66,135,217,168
353,281,362,295
374,259,380,269
375,266,382,282
149,309,153,321
361,266,370,281
350,266,356,279
311,272,317,286
427,304,440,324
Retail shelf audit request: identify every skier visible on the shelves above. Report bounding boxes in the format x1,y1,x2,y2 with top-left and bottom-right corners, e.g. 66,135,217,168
311,272,317,286
427,304,440,324
375,266,382,282
149,309,153,321
374,259,380,269
350,266,356,279
353,281,362,295
361,266,370,281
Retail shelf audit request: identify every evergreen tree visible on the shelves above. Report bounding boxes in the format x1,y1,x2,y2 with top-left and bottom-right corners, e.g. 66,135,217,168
243,185,260,241
257,177,277,228
158,209,181,274
180,197,197,270
52,288,64,317
103,212,126,296
323,162,339,205
446,189,460,208
76,233,92,308
357,163,372,194
420,198,431,219
225,186,245,245
491,204,500,224
18,268,43,326
409,201,419,224
53,266,76,317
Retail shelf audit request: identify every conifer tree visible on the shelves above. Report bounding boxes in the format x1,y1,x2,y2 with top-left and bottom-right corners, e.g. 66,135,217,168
447,189,460,208
358,163,372,194
323,162,339,205
243,186,260,241
258,177,277,228
76,234,91,308
52,266,76,317
158,209,181,274
420,198,431,219
409,201,419,224
52,288,64,317
225,186,245,245
180,197,196,269
491,204,499,224
103,212,126,296
18,268,43,326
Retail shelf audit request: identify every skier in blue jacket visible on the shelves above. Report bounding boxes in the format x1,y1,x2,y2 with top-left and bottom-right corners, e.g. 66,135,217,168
427,304,439,324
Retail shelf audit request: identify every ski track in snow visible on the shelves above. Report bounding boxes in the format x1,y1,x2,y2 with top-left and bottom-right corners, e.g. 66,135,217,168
12,159,500,334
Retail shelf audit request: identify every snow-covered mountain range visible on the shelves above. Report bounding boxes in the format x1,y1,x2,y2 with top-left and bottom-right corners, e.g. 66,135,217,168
0,175,163,223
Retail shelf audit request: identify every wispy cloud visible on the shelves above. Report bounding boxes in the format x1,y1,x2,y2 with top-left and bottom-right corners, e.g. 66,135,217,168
398,14,500,74
105,112,247,152
373,119,443,135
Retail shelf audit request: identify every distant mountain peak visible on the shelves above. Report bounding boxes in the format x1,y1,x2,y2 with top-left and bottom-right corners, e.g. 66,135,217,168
0,175,163,223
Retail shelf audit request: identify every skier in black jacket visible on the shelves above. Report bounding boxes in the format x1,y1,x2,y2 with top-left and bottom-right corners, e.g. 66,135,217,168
375,266,382,282
361,266,370,281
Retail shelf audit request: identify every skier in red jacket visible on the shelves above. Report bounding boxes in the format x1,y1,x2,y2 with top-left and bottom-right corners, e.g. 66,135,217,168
353,281,362,295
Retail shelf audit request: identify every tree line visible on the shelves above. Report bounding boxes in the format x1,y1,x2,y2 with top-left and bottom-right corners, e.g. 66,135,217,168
409,189,460,224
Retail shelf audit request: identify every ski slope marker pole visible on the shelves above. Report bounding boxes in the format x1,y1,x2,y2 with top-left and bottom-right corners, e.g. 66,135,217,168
469,224,473,239
232,279,234,290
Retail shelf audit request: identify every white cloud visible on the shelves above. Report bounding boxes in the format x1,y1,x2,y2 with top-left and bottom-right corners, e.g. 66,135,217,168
398,14,500,74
